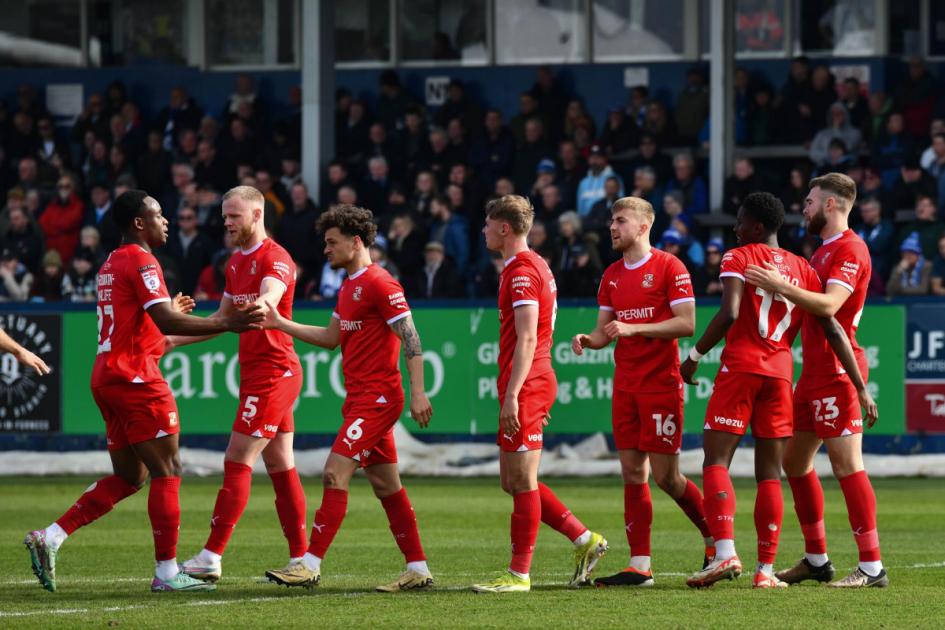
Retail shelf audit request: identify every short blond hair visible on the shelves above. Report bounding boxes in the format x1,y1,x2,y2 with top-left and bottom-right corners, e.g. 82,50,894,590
611,196,655,225
485,194,534,235
222,185,265,208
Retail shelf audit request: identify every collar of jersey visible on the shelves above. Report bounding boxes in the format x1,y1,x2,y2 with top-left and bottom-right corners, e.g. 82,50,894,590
623,250,653,270
239,239,266,255
821,230,846,246
349,264,372,280
504,254,518,268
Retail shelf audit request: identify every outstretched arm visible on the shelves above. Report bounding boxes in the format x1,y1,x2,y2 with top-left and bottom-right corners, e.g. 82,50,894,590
261,300,340,349
0,328,51,375
680,277,743,384
390,314,433,428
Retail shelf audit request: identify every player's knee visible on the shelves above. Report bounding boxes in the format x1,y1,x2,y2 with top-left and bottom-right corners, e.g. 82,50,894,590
653,470,680,494
830,458,862,479
322,468,347,490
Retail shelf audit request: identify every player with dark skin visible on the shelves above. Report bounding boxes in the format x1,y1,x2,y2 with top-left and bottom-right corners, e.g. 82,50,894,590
679,206,876,486
108,195,264,490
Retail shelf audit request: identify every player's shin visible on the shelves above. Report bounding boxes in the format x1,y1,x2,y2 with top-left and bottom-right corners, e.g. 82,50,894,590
307,487,348,561
624,483,653,570
509,490,541,576
381,488,427,569
149,476,182,580
270,467,308,559
538,482,588,544
788,470,828,561
839,470,883,574
702,465,737,559
53,475,140,544
205,461,253,556
754,479,783,575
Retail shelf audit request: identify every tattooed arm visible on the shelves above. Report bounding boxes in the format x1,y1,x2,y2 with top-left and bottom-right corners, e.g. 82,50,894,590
390,314,433,428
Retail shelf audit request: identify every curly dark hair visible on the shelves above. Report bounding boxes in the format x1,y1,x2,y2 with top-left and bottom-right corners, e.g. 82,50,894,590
316,204,377,246
741,191,784,234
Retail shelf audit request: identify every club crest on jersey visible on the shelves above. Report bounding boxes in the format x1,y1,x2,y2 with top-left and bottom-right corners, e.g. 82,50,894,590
140,269,160,293
353,285,363,301
773,253,784,263
250,260,257,275
642,273,654,288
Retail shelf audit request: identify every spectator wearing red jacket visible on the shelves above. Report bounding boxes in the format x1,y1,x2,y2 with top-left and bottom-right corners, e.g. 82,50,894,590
38,173,84,265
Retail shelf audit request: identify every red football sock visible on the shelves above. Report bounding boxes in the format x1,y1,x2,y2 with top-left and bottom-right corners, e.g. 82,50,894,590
205,461,253,555
702,465,736,541
269,467,308,558
624,483,653,557
55,475,139,535
381,488,426,563
307,488,348,559
839,470,881,562
538,482,588,542
754,479,783,565
509,490,540,575
674,478,712,539
788,471,827,554
148,476,181,562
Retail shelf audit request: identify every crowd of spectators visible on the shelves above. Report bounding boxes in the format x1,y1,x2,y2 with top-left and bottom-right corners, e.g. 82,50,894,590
2,58,945,303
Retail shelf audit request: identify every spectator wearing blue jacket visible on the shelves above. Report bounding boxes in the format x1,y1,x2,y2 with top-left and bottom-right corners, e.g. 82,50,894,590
576,143,623,217
855,197,896,288
428,194,470,274
664,152,708,215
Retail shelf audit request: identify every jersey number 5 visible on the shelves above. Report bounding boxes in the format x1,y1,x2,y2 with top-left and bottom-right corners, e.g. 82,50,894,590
755,287,796,342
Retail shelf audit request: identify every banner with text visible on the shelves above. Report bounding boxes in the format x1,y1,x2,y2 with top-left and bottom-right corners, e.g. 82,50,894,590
905,303,945,432
54,305,905,438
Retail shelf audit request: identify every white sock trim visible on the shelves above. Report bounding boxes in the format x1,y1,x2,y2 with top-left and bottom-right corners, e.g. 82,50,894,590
302,552,321,572
859,560,883,576
629,555,651,572
198,548,222,566
805,552,829,567
406,561,429,575
45,523,68,550
155,559,179,581
714,539,736,560
508,569,528,580
572,530,591,547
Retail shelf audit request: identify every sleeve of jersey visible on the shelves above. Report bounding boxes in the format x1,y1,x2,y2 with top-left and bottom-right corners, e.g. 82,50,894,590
509,265,542,308
133,253,171,310
261,250,295,293
597,268,613,311
667,257,696,307
376,276,412,325
825,243,867,293
718,249,746,282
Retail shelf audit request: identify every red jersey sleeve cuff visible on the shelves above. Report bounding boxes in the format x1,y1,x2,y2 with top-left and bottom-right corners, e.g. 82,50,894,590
718,271,745,281
142,297,171,310
669,296,696,307
386,311,411,325
511,299,539,308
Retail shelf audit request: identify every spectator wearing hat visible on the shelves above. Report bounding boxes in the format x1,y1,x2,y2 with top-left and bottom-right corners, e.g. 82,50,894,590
931,234,945,296
29,249,65,301
855,197,896,287
599,106,638,156
469,109,514,191
664,152,708,215
410,241,462,298
61,246,98,303
676,68,710,146
887,232,931,295
659,227,706,290
0,247,33,301
700,238,725,296
577,143,624,217
891,155,938,212
810,102,862,166
898,195,945,259
530,158,559,205
723,157,762,214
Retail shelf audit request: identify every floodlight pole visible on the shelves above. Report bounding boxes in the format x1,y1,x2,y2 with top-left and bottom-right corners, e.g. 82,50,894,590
301,0,334,204
709,0,735,213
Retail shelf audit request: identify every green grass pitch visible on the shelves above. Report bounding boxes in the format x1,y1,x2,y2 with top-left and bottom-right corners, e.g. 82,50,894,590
2,475,944,628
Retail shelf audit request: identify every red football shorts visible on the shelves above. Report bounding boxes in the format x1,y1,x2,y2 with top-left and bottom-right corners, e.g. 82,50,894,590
92,381,180,452
331,395,404,467
612,386,684,454
232,373,303,439
704,370,793,438
496,371,557,453
793,372,866,439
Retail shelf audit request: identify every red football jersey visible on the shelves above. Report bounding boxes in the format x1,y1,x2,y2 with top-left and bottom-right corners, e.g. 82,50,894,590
717,243,820,381
333,264,410,403
802,229,871,376
497,250,556,393
598,249,694,392
91,244,171,387
224,239,301,386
